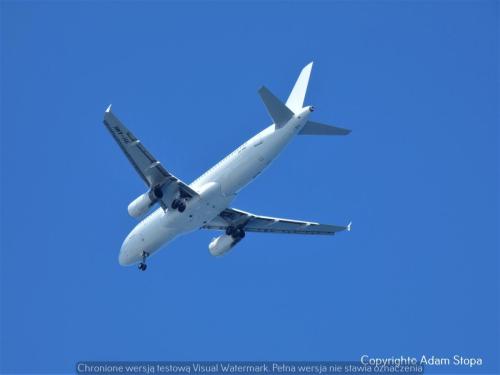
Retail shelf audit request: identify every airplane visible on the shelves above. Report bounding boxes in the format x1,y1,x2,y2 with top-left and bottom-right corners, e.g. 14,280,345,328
104,62,351,271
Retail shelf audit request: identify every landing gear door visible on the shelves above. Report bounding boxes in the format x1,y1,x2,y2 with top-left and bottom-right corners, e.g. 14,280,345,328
158,181,180,210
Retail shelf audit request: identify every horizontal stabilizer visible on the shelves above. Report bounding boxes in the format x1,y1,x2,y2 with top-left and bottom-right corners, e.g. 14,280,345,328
258,86,294,128
299,120,351,136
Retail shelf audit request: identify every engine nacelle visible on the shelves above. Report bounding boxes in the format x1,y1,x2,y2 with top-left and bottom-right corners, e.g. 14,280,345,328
127,187,163,218
208,234,240,256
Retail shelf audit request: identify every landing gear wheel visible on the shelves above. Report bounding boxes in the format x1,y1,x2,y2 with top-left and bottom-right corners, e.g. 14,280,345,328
171,199,179,209
178,201,186,212
171,199,186,212
138,251,149,271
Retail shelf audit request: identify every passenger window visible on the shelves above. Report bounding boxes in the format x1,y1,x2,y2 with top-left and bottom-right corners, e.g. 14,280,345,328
254,141,263,147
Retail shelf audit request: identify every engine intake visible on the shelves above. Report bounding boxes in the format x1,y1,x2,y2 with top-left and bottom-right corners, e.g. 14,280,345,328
127,187,163,218
209,234,242,256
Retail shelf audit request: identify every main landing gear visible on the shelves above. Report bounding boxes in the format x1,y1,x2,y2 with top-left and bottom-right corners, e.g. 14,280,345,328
226,226,246,239
138,251,149,271
171,198,186,213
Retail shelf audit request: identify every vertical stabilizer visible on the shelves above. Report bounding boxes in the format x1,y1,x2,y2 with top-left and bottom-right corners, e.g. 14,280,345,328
286,62,313,113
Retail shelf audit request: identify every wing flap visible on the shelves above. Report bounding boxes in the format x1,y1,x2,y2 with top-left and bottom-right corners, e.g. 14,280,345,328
204,207,350,235
103,106,198,204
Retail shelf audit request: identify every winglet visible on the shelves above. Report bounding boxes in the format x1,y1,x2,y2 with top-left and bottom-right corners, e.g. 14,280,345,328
347,221,352,232
105,104,112,113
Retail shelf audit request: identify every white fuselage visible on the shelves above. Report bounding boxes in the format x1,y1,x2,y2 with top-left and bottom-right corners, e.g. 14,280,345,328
118,107,312,265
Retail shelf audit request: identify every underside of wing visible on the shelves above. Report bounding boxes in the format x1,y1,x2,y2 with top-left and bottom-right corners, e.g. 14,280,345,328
204,207,350,235
103,106,198,212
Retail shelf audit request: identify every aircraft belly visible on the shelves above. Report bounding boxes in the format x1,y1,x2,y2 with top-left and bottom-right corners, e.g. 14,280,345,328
160,184,232,234
219,129,294,195
114,62,347,269
132,211,177,257
224,149,266,194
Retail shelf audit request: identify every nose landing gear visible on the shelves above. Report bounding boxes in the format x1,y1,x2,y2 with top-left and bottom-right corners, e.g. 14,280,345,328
138,251,149,271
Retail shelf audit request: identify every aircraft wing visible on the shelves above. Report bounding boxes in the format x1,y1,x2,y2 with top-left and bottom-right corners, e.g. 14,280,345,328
203,207,350,235
103,106,198,201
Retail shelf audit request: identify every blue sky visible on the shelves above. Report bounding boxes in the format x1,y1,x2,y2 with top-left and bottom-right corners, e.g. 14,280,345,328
1,1,498,374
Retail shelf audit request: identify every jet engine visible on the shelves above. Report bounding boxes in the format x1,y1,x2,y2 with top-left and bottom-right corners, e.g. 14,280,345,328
127,187,163,218
209,234,242,256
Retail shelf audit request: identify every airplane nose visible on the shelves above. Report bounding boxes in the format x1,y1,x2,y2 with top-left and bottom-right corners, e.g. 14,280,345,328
118,235,136,266
118,251,128,266
118,231,146,266
118,241,131,266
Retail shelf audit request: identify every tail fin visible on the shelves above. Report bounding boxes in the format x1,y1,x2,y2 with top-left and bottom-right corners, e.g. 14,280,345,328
258,86,294,128
286,62,313,113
